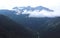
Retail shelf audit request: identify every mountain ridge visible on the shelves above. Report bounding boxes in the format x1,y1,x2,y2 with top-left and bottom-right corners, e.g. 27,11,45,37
0,14,35,38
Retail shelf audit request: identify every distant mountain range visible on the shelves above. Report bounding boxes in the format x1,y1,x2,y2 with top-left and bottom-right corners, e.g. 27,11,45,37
13,6,54,14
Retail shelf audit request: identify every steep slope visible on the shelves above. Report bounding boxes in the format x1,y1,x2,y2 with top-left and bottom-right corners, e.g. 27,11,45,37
40,17,60,38
0,14,34,38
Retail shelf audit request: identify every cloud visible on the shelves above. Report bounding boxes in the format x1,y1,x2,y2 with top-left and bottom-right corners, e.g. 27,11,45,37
14,6,60,17
0,0,60,17
28,10,60,17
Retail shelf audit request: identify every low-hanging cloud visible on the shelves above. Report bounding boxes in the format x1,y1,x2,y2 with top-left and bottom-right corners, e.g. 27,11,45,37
14,6,60,18
27,9,60,17
0,0,60,18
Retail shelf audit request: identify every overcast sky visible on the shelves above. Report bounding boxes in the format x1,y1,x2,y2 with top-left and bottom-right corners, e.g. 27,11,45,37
0,0,60,17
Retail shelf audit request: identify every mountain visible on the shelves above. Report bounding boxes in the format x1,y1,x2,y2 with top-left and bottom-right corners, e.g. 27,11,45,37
13,6,54,13
0,14,35,38
0,9,56,33
0,9,60,38
32,6,54,12
40,17,60,38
